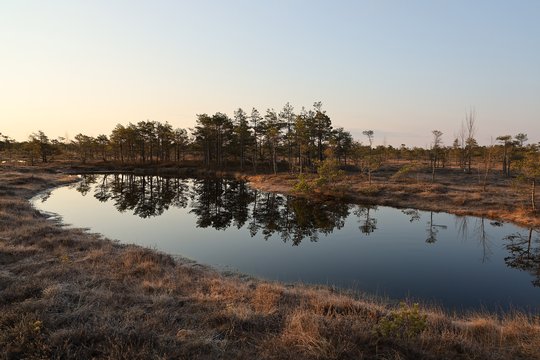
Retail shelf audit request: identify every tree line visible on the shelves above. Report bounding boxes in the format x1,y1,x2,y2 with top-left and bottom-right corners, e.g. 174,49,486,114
0,102,353,172
1,103,539,204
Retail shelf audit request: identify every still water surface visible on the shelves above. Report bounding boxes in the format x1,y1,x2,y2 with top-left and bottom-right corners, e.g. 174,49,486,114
32,174,540,312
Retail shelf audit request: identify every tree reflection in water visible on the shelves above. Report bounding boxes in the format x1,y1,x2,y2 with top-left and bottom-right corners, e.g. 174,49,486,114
354,205,377,235
73,174,97,196
505,228,540,286
73,174,538,271
425,211,447,244
70,174,540,287
72,174,356,245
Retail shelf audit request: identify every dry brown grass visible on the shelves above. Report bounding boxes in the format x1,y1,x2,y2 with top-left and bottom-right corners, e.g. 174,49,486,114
1,165,540,359
249,164,540,228
252,283,283,314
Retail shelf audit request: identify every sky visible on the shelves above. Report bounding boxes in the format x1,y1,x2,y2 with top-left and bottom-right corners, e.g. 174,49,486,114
1,0,539,146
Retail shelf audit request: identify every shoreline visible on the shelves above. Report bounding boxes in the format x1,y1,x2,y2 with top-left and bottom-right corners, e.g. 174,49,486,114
33,161,540,229
28,168,536,312
1,164,540,359
246,172,540,230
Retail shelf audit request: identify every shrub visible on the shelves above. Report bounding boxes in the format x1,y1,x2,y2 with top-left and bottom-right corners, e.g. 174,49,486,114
293,174,312,193
375,302,427,340
315,159,344,188
391,163,422,182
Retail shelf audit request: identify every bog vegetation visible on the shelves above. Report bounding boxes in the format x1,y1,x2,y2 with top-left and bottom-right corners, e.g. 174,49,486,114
1,169,540,359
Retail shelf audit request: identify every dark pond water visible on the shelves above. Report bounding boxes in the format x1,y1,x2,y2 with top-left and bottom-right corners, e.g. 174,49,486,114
32,174,540,312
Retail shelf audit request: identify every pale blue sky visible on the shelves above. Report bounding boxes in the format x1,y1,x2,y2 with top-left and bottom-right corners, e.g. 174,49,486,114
1,0,539,146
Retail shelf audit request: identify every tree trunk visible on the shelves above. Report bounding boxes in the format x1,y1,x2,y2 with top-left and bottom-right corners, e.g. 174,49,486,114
482,147,492,192
253,140,258,173
502,147,508,176
240,138,244,171
532,179,536,212
272,142,277,175
528,228,533,253
287,128,292,173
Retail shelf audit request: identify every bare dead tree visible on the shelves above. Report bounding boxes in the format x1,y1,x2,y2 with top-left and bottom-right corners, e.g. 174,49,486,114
482,137,494,192
465,108,477,173
458,122,466,169
431,130,443,182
